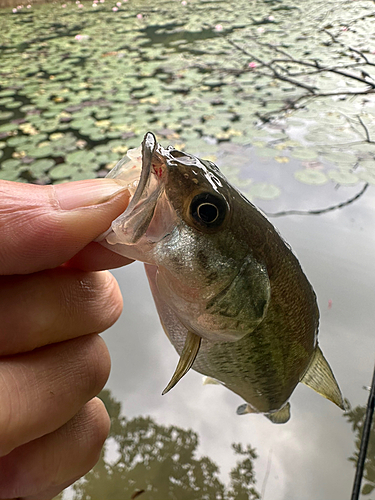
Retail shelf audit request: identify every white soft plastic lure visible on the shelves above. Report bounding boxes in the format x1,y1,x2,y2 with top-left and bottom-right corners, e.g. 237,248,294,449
98,132,345,423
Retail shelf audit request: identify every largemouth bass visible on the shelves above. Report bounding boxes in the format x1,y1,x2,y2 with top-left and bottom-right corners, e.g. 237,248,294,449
100,132,345,423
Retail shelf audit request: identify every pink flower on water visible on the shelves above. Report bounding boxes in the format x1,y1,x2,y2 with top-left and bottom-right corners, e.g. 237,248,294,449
116,1,121,5
268,15,275,21
78,4,83,7
214,24,223,31
136,13,143,18
181,0,187,4
92,3,97,6
27,4,31,7
62,3,67,6
112,6,118,10
12,7,17,12
248,61,257,68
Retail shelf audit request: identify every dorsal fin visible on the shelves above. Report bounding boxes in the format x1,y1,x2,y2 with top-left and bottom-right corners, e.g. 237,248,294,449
301,346,345,410
265,402,291,424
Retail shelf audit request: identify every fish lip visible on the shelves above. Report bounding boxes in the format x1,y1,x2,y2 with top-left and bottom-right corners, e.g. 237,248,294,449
124,131,157,215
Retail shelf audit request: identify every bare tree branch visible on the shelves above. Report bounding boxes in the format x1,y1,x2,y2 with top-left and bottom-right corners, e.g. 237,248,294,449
266,183,369,218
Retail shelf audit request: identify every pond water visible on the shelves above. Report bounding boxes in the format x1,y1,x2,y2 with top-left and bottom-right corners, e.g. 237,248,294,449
1,0,375,498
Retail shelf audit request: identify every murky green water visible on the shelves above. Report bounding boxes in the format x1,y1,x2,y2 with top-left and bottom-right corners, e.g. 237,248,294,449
1,0,375,498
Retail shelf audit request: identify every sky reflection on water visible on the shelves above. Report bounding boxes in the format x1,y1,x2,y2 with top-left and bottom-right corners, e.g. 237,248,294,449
102,159,375,500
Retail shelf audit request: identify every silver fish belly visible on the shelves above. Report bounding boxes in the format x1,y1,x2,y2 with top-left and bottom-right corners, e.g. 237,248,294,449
100,132,345,424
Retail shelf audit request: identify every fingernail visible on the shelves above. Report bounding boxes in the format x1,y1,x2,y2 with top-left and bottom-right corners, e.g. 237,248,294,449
54,179,128,210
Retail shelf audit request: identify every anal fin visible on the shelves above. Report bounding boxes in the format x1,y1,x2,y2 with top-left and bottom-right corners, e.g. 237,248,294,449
265,402,291,424
301,346,345,410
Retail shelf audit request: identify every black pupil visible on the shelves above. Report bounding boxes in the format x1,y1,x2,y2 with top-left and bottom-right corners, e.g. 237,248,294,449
190,192,226,227
197,203,218,223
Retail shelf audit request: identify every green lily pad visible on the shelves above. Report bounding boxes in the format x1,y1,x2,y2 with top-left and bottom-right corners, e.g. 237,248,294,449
0,111,14,120
26,145,54,158
1,158,21,169
256,147,277,158
49,163,77,180
6,101,22,109
291,148,318,161
248,182,281,200
294,169,328,185
0,123,18,133
29,159,56,175
327,170,359,185
0,169,20,181
358,170,375,185
66,150,96,165
322,152,356,165
70,170,97,181
359,160,375,170
0,89,15,97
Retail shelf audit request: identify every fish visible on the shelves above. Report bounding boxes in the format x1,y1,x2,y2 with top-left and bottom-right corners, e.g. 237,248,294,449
99,132,345,424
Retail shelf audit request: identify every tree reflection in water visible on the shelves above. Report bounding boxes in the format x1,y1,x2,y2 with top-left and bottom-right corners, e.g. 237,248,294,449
62,390,260,500
345,401,375,497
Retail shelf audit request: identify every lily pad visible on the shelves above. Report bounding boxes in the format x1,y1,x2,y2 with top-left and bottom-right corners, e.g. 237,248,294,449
0,111,14,120
358,170,375,185
322,151,356,165
29,159,55,175
49,163,77,180
26,145,54,158
0,169,20,181
327,170,359,185
248,182,281,200
1,158,21,169
291,148,318,161
294,169,328,185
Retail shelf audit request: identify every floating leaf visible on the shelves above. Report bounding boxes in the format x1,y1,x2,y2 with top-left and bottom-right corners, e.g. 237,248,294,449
359,160,375,171
327,170,358,185
29,159,55,175
0,169,20,181
248,182,281,200
1,158,21,169
0,111,14,120
26,145,54,158
294,169,328,185
49,163,77,180
0,123,18,133
358,170,375,185
291,148,318,161
322,151,356,165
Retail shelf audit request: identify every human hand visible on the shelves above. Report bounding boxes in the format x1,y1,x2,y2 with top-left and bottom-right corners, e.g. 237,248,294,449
0,179,132,500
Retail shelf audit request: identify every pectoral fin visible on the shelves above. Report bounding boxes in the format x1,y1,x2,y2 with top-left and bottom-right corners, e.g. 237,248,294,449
162,331,201,395
236,403,258,415
301,346,345,410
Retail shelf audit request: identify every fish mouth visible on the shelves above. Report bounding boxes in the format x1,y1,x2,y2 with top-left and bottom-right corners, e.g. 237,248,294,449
105,132,166,246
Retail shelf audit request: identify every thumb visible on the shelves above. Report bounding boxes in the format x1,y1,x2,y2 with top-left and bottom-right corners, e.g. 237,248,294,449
0,179,130,275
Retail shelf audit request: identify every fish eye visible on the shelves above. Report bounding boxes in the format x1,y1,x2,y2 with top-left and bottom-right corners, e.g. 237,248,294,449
190,192,227,228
